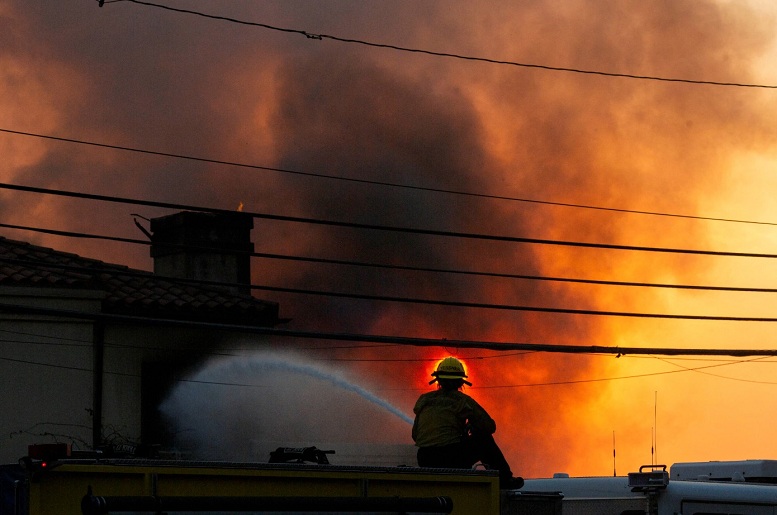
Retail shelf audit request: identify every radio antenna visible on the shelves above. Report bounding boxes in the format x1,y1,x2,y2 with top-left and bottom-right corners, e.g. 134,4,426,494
654,391,658,466
650,427,656,465
612,430,617,477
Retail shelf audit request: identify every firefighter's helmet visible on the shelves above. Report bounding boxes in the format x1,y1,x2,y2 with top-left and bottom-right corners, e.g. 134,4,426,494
430,357,472,386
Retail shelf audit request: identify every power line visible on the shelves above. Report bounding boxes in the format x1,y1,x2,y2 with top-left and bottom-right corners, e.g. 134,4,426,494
0,249,766,320
655,356,777,385
4,330,777,388
4,321,776,388
5,229,777,320
475,358,777,388
3,300,777,353
116,0,777,90
4,191,777,322
4,334,777,389
0,326,526,361
0,326,400,360
7,353,767,390
5,127,774,227
0,324,742,365
3,184,777,259
5,239,777,296
622,353,777,363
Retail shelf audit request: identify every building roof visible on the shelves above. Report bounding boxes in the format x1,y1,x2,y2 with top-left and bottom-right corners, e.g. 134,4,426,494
0,235,281,326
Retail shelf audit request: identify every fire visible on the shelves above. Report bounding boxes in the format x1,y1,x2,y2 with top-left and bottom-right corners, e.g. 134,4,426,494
7,0,777,480
236,202,244,212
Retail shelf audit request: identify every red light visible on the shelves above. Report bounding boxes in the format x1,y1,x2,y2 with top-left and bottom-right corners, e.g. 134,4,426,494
40,461,48,468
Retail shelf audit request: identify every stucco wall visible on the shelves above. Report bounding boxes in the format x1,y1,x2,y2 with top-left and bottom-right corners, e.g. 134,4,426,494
0,287,103,464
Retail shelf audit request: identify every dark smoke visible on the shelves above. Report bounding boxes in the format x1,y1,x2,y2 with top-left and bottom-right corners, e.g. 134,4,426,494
2,0,777,476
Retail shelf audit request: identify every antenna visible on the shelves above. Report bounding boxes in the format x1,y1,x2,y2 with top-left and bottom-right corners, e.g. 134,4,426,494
612,430,617,477
654,391,658,466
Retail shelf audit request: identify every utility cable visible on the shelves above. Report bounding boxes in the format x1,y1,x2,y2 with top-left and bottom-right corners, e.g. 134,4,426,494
3,185,777,258
0,324,536,363
5,127,775,226
4,335,776,388
115,0,777,89
7,353,766,389
246,284,777,322
3,246,777,320
655,356,777,385
5,245,777,295
473,359,776,388
4,320,776,387
2,300,777,354
0,251,750,320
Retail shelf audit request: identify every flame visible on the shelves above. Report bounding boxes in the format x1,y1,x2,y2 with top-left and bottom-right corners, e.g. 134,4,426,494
236,202,244,212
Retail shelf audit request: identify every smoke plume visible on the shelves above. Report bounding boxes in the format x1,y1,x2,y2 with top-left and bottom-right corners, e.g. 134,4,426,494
2,0,777,476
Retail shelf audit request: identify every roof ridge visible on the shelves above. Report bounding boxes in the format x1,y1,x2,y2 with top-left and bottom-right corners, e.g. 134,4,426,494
0,234,280,326
0,233,130,266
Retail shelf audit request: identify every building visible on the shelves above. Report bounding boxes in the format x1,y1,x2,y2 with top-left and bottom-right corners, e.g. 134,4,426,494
0,211,283,464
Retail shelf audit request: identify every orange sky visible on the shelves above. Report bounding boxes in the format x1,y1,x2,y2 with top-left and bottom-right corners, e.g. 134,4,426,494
3,0,777,478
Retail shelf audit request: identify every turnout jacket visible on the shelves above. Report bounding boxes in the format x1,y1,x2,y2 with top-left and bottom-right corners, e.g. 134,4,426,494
412,389,497,448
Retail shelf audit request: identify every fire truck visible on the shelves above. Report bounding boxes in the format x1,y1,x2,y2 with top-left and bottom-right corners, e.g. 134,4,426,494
4,444,777,514
0,443,541,515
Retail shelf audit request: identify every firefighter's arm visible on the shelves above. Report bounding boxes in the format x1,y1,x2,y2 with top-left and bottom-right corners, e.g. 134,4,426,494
411,398,423,442
467,400,497,435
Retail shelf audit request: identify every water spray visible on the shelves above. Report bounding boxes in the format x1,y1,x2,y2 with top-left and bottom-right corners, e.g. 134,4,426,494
197,353,413,426
160,351,415,460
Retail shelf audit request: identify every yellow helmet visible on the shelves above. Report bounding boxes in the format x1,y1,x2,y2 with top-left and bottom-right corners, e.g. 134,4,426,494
430,357,472,386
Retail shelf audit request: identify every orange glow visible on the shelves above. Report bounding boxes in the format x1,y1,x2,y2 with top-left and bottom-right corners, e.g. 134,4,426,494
4,0,777,480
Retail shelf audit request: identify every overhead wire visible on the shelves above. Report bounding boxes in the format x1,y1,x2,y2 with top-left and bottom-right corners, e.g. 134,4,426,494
2,175,777,324
3,309,774,382
4,230,777,294
3,127,777,228
0,282,777,388
3,127,777,360
654,356,777,385
3,184,777,259
114,0,777,90
0,251,770,321
0,354,718,390
18,319,769,369
4,301,770,391
4,224,777,320
473,359,777,388
2,323,763,368
3,330,777,389
0,326,526,361
2,300,777,354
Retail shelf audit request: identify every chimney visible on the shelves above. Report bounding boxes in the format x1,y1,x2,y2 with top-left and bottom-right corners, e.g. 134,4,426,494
150,211,254,295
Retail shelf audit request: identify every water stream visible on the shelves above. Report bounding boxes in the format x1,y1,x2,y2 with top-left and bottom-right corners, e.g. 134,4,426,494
196,353,413,425
160,351,414,459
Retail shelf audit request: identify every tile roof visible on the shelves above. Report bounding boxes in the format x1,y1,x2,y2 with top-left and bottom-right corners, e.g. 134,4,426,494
0,235,281,326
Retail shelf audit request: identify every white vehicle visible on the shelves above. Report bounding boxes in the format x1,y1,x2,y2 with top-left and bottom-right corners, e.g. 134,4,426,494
521,460,777,515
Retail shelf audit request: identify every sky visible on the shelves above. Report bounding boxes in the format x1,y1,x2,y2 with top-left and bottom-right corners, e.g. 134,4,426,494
3,0,777,478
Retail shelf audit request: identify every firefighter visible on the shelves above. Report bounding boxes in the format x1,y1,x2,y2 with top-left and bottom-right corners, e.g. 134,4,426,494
412,357,523,489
